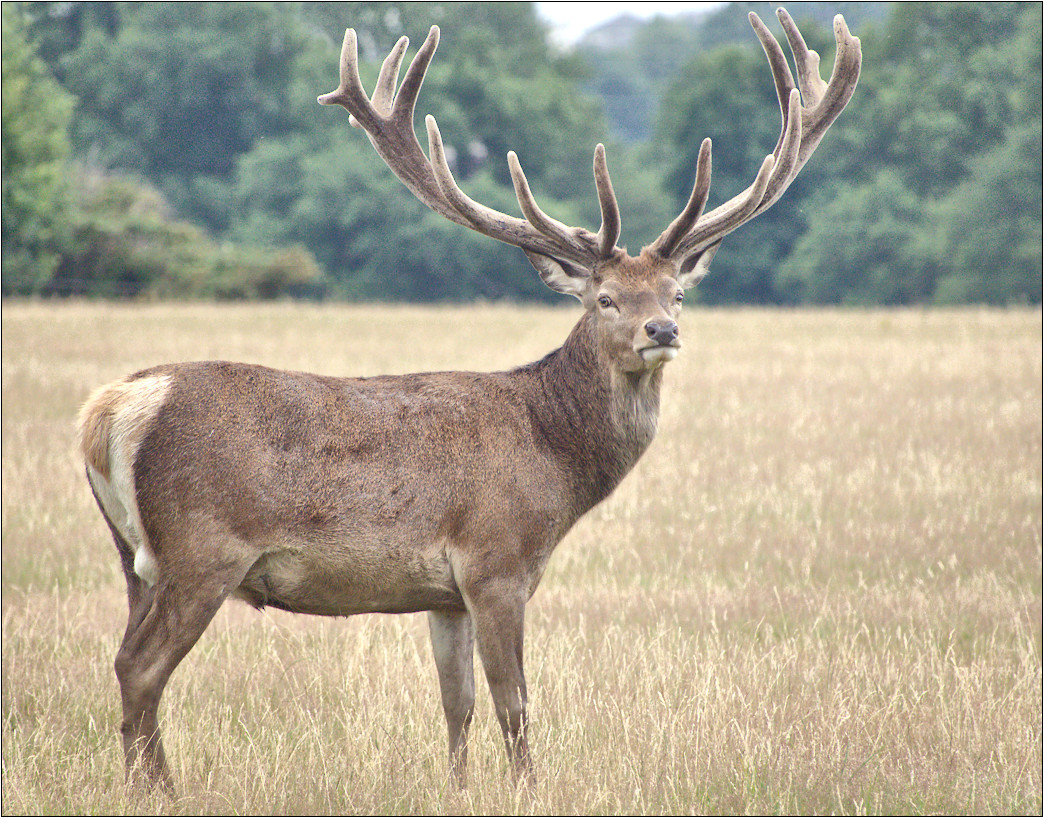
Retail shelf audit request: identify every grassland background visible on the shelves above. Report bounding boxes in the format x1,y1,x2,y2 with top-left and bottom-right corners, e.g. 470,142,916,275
2,302,1041,814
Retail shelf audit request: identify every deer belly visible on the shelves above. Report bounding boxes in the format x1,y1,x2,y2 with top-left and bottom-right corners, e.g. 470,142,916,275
233,543,464,616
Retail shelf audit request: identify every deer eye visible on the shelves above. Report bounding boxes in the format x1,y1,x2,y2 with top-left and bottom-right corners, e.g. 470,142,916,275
597,294,614,310
674,291,685,304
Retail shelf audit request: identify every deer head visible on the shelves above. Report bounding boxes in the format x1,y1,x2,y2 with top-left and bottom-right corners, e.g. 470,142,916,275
318,9,861,373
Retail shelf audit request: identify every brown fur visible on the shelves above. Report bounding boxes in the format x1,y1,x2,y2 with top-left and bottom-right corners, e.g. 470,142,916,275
82,259,683,790
81,8,861,790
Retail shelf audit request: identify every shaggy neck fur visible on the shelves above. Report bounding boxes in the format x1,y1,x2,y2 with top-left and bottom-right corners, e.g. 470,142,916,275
518,311,662,518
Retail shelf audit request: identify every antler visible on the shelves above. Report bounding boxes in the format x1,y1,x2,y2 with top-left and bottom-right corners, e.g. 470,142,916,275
649,9,861,265
318,26,622,273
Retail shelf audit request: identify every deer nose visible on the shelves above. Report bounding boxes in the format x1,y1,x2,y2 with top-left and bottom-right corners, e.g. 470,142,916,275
645,320,679,346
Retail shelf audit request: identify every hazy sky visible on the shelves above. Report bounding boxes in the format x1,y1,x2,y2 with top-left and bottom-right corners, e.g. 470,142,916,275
534,2,725,45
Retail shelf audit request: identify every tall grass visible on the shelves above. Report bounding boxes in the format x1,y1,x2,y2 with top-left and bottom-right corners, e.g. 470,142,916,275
2,302,1040,814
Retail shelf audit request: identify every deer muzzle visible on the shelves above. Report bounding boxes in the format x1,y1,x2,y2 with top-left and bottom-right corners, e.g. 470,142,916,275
638,319,680,365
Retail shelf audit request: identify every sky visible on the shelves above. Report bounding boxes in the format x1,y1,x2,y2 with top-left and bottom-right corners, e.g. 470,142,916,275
534,2,725,45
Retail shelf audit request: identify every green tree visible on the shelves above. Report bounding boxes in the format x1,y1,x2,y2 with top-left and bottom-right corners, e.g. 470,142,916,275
653,1,1042,305
5,2,327,300
928,124,1042,305
575,3,889,145
832,2,1040,195
776,2,1042,305
777,171,937,305
49,167,324,299
229,129,564,302
1,4,74,295
48,3,312,230
692,2,888,52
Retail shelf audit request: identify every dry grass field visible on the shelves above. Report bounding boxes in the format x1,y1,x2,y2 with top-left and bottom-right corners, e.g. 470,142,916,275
2,301,1041,814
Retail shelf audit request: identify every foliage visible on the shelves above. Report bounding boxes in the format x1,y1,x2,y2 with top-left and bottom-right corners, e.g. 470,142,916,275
652,1,1042,305
230,131,552,301
576,15,706,144
14,1,619,301
926,124,1043,305
224,4,614,301
775,172,935,305
775,2,1042,305
39,3,311,229
654,36,817,304
44,168,323,299
692,2,889,52
1,4,74,295
2,3,325,300
4,1,1041,304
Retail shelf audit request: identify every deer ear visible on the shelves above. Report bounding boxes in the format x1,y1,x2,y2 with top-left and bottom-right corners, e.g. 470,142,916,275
674,241,721,289
523,250,591,301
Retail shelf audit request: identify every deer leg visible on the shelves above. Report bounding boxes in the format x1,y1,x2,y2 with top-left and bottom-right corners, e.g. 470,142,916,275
427,609,475,786
89,477,148,617
465,587,531,782
113,564,242,791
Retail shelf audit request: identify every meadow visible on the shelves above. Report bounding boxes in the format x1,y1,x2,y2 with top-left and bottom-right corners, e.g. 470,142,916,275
2,301,1041,814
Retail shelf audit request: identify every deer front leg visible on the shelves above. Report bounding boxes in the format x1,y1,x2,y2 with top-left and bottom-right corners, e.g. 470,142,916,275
463,582,531,782
427,609,475,786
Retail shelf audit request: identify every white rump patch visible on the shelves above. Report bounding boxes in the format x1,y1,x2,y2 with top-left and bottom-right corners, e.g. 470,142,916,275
85,374,171,587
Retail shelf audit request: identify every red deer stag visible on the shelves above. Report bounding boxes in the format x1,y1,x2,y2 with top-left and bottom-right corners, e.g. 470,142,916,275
78,8,860,790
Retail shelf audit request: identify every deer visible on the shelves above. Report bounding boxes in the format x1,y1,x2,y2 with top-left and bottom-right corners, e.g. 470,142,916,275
77,8,860,791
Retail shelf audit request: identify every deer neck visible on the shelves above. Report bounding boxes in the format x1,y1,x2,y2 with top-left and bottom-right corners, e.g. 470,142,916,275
527,312,663,515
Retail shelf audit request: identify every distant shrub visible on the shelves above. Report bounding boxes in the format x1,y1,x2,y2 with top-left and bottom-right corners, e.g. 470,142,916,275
44,168,326,300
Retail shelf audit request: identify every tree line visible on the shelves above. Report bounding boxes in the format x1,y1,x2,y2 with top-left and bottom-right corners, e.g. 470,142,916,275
2,2,1040,304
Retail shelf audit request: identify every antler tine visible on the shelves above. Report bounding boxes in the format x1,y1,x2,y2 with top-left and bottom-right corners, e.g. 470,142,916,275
649,137,712,258
651,9,860,264
393,25,440,120
318,26,462,225
777,9,827,108
681,153,777,255
351,34,410,126
593,145,622,260
503,144,621,262
750,11,798,155
424,114,510,227
766,10,861,190
751,86,804,212
811,14,862,148
671,88,800,258
318,28,380,131
506,150,588,255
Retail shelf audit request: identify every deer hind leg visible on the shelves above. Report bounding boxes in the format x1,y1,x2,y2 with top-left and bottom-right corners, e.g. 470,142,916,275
88,475,149,617
114,557,248,791
463,584,531,782
427,609,475,786
94,495,160,698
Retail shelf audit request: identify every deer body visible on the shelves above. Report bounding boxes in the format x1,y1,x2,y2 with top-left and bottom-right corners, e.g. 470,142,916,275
85,310,661,619
79,9,859,790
